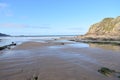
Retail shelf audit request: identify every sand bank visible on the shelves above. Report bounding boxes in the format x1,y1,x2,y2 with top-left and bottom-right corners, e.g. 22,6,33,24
0,40,120,80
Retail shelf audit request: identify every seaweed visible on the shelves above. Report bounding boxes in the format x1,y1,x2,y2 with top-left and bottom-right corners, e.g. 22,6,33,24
61,43,65,45
0,42,17,51
26,76,38,80
118,76,120,78
98,67,120,78
33,76,38,80
98,67,115,76
0,46,6,50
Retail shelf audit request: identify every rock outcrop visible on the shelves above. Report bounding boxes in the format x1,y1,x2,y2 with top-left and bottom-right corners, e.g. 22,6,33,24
82,16,120,40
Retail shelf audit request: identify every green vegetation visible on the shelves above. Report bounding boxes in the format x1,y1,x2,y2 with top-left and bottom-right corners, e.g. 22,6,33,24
98,67,120,78
98,67,115,76
86,16,120,37
79,39,120,46
0,46,6,50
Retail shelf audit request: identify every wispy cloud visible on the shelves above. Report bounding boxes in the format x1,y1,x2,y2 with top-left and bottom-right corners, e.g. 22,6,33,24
5,10,13,17
0,23,51,29
0,2,28,19
0,2,13,17
0,23,27,27
0,3,8,8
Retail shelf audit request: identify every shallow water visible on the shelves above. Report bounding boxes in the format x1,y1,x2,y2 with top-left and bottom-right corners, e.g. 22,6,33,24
0,37,120,52
0,45,119,80
67,43,89,48
89,43,120,52
0,37,59,46
0,37,120,80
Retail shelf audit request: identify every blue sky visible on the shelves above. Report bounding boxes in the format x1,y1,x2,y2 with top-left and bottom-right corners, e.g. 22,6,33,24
0,0,120,35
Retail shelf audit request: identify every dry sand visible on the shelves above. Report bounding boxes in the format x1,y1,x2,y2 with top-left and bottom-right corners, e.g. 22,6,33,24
0,40,120,80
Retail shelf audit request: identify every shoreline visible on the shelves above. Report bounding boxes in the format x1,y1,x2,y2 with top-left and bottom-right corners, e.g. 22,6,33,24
77,40,120,45
0,39,120,80
68,36,120,45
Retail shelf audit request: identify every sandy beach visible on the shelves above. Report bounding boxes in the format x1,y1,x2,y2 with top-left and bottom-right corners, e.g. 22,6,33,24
0,40,120,80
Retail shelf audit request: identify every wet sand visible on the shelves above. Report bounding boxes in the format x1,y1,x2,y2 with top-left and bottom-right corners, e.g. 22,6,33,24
0,40,120,80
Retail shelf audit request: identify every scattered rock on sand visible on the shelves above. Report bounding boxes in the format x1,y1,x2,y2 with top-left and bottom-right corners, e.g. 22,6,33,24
98,67,120,78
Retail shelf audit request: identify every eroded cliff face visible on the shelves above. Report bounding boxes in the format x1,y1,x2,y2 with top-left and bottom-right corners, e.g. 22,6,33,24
87,16,120,35
83,16,120,40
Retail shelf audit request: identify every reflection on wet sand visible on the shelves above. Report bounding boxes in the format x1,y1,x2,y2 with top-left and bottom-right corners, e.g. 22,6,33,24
0,39,120,80
89,43,120,51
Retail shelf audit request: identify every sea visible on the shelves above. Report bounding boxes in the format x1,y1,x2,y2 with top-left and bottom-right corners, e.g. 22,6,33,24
0,36,120,52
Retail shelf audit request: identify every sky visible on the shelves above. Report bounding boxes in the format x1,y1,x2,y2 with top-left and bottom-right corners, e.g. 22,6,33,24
0,0,120,35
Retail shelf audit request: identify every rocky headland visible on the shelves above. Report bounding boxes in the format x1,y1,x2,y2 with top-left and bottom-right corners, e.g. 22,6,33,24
68,16,120,45
80,16,120,40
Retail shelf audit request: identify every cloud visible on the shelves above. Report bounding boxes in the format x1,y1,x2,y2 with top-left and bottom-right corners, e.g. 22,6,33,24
0,23,51,29
0,2,27,18
0,2,13,17
4,9,13,17
0,23,27,27
0,3,8,8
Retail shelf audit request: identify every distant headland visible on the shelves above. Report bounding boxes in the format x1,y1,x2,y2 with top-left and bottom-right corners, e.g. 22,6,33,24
0,33,10,37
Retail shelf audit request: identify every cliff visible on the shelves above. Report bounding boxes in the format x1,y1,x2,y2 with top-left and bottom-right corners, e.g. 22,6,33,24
82,16,120,40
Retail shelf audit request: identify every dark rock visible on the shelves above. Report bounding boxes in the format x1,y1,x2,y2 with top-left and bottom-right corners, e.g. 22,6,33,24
61,43,65,45
33,76,38,80
0,42,17,51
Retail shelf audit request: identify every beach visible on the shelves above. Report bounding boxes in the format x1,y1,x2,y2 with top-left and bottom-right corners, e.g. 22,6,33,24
0,38,120,80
